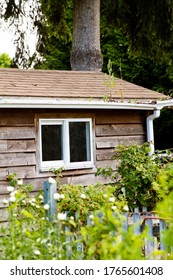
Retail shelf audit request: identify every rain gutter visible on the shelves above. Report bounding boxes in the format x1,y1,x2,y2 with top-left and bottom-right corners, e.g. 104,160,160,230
146,109,161,155
146,99,173,155
0,97,161,110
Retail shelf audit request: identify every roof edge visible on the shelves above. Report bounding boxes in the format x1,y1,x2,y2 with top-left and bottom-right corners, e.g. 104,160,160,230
0,96,173,110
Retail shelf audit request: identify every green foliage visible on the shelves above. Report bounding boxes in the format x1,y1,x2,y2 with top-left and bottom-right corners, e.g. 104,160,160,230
104,59,118,101
51,167,127,220
101,26,173,96
40,0,69,35
152,162,173,201
1,170,173,260
0,176,146,260
0,174,134,260
96,143,160,210
0,53,12,68
0,175,79,260
81,208,145,260
6,172,18,186
35,0,72,70
101,0,173,60
50,167,64,185
54,183,126,223
0,179,45,259
155,192,173,259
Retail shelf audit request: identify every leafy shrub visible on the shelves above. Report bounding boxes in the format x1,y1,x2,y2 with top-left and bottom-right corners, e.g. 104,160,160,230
0,181,146,260
155,191,173,259
1,161,173,260
80,208,146,260
55,183,127,223
97,143,160,210
152,162,173,200
0,174,127,260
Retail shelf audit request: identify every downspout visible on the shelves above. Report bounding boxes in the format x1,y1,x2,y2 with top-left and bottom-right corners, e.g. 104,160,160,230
146,109,161,155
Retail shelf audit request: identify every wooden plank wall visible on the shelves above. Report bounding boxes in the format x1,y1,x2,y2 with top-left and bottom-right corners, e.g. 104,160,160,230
0,109,36,222
0,110,35,182
95,110,146,168
0,109,147,222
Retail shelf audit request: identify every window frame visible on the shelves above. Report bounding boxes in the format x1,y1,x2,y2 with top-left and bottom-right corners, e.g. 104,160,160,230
39,118,94,171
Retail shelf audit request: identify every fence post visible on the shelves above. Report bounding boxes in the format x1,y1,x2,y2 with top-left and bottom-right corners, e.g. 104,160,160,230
160,219,166,251
75,212,83,260
133,208,141,235
145,216,154,259
44,181,57,221
122,212,128,232
65,225,72,259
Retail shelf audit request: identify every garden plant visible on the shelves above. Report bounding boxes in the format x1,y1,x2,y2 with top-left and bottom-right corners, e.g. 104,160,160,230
96,143,165,210
0,143,173,260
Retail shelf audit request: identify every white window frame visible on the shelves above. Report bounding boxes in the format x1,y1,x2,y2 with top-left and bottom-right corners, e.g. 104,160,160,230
39,118,94,171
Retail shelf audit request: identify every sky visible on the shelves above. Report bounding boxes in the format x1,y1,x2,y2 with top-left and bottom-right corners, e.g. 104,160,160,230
0,22,37,59
0,30,16,58
0,1,37,59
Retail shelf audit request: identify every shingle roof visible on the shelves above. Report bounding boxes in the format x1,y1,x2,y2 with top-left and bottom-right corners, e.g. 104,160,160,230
0,68,168,102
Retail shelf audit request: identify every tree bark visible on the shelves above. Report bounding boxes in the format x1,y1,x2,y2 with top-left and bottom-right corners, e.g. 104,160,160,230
70,0,103,71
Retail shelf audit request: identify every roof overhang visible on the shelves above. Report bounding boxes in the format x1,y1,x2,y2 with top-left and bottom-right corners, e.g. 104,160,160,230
1,96,173,110
153,99,173,110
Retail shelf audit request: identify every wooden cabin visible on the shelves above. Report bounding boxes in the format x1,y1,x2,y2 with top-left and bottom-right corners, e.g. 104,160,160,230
0,68,172,218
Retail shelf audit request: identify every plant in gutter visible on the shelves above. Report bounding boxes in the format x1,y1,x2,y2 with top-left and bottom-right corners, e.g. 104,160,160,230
104,59,124,101
104,59,117,101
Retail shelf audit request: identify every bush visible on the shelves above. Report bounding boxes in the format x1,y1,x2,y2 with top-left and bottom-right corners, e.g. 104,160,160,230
80,208,146,260
152,162,173,200
1,153,173,260
55,183,127,223
96,143,160,210
0,174,128,260
155,191,173,259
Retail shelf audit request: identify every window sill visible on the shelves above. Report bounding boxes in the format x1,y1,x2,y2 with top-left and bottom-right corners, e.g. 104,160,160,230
40,163,95,172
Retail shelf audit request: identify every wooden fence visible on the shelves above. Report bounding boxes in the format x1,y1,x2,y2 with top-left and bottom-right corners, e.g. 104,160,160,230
44,181,168,259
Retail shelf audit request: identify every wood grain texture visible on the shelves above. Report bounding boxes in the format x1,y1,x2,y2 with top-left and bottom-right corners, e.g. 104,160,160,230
95,110,146,124
0,140,35,153
0,127,35,140
96,124,145,136
96,160,119,169
0,207,8,222
96,149,115,161
96,135,145,149
0,153,36,168
0,166,36,181
0,110,34,126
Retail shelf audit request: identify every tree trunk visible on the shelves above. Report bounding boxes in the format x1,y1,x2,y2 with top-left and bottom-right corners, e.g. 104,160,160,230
70,0,103,71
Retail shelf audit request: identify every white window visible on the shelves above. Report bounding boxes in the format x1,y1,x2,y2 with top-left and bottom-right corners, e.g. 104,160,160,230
39,118,93,170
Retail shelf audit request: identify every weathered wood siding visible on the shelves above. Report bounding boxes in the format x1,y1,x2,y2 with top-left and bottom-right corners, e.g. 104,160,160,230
0,109,35,222
95,110,146,169
0,108,147,222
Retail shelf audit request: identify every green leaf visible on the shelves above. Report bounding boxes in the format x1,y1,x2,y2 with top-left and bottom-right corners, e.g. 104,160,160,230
21,210,34,219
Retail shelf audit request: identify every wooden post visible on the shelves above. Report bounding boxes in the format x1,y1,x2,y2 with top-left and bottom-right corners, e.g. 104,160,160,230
160,219,166,251
44,181,57,221
75,212,83,260
133,208,141,235
145,216,154,259
65,226,72,259
123,212,128,232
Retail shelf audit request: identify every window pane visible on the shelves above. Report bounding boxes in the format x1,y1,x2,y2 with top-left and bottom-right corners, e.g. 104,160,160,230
69,122,91,162
41,125,62,161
